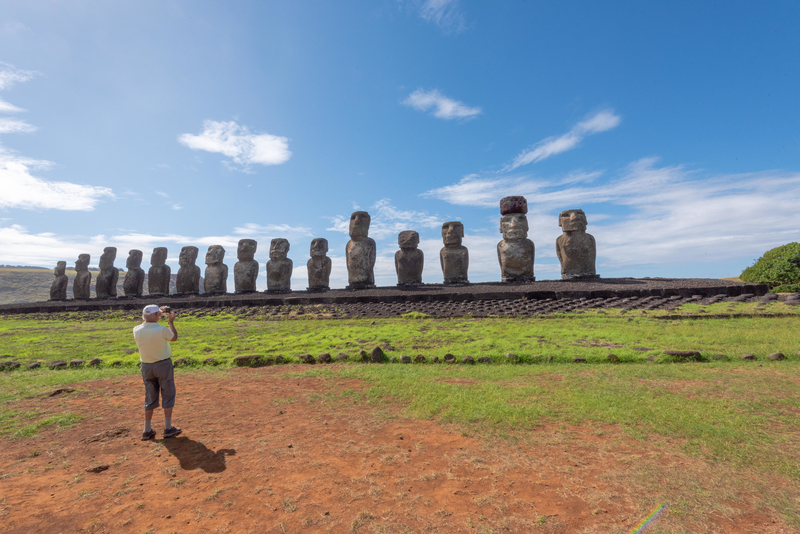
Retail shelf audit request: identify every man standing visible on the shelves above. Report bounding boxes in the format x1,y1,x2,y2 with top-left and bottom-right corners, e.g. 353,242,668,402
133,304,181,440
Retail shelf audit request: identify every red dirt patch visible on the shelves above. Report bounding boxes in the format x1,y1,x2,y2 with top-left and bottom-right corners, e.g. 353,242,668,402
0,367,791,533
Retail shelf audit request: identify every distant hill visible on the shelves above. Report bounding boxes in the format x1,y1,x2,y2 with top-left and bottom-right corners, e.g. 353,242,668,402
0,268,203,305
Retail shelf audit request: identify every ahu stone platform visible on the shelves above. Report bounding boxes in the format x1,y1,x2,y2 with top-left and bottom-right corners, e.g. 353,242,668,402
0,278,768,315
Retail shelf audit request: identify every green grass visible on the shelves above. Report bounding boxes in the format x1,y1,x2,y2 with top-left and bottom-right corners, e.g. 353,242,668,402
1,408,82,438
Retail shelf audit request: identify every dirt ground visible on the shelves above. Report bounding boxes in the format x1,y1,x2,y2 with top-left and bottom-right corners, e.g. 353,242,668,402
0,367,791,533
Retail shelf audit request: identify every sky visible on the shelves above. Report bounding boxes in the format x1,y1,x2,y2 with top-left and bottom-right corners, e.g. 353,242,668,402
1,0,799,290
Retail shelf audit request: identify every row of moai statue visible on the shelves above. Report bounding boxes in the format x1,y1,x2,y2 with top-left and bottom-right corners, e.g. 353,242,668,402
49,196,597,300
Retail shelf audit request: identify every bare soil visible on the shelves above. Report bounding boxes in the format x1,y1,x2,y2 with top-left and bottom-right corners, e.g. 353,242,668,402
0,368,792,533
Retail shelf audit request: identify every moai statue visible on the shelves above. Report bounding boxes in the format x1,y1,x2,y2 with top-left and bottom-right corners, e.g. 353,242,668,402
307,238,331,291
345,211,376,289
267,238,292,293
95,247,119,298
49,261,68,300
556,209,599,280
176,246,201,294
395,230,423,287
234,239,259,294
147,247,171,295
73,254,92,299
440,221,469,285
497,196,535,282
204,245,228,295
123,249,145,297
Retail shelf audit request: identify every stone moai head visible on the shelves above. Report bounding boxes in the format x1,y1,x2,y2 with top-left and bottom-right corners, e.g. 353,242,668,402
237,239,257,261
310,238,328,257
55,261,66,276
398,230,420,250
151,247,168,266
205,245,225,265
179,246,198,267
442,221,464,247
270,238,290,260
99,247,117,269
349,211,371,239
558,209,587,232
126,250,143,269
75,254,90,271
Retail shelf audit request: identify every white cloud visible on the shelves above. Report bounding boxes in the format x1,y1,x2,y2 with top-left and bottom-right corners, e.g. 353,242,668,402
402,89,481,121
406,0,466,32
0,98,24,113
0,117,35,134
0,62,36,90
507,110,621,170
233,223,313,237
327,198,444,240
178,120,291,171
0,149,114,211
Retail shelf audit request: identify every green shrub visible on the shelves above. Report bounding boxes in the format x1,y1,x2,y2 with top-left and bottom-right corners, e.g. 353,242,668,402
770,283,800,294
741,242,800,286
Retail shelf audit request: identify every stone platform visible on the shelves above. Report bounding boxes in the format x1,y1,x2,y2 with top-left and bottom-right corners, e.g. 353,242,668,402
0,278,768,315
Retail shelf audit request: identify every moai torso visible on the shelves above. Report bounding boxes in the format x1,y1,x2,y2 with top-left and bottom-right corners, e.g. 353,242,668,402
440,221,469,285
234,239,259,293
73,254,92,299
176,246,201,294
497,197,535,282
307,238,331,290
395,230,423,286
147,247,171,295
96,247,119,298
556,209,598,280
49,261,68,300
204,245,228,294
267,238,292,292
346,211,376,288
123,250,145,297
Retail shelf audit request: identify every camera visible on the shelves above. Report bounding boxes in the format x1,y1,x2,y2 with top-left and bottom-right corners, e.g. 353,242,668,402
161,306,171,314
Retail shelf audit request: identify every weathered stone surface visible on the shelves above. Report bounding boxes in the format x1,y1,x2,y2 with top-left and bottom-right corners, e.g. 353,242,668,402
27,362,41,369
395,231,424,286
440,221,469,285
370,346,385,363
123,250,145,297
740,353,757,360
444,353,455,363
477,356,493,363
96,247,119,298
336,352,349,362
414,354,426,363
607,353,620,363
73,254,92,300
173,357,189,366
390,356,397,363
2,361,20,370
433,356,440,363
49,261,68,300
69,359,86,367
556,209,599,281
573,356,587,363
267,239,292,293
85,464,110,474
768,352,785,361
110,361,123,367
203,245,228,295
401,355,412,363
318,353,332,364
147,247,171,295
234,239,259,294
663,350,702,360
498,198,535,282
359,350,369,362
89,358,102,366
461,356,475,364
176,246,201,294
346,211,376,289
500,196,528,215
275,355,285,364
203,357,217,365
233,355,262,366
505,352,518,362
307,238,332,291
299,354,316,364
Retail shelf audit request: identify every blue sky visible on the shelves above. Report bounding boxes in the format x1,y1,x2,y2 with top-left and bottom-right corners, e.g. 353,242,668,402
1,1,799,289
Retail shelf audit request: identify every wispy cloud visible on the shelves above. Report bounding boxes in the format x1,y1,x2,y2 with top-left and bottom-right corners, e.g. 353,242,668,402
327,198,443,240
0,62,36,90
506,110,621,170
402,89,481,121
405,0,466,33
178,120,291,171
0,99,24,113
0,117,35,134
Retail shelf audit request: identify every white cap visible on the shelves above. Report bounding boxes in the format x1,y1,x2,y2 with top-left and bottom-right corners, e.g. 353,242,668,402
142,304,161,318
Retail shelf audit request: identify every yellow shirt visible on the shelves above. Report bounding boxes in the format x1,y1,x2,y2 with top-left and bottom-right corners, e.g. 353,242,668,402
133,322,173,363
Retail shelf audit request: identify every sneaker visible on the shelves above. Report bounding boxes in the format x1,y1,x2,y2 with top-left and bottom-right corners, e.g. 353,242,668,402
163,426,182,438
141,429,156,441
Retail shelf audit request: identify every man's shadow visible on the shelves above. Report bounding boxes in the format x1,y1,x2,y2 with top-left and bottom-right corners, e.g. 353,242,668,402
161,437,236,473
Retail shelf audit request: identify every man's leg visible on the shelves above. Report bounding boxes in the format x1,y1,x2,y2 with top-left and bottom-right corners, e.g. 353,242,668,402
144,409,154,433
141,362,160,440
158,359,181,438
163,407,172,430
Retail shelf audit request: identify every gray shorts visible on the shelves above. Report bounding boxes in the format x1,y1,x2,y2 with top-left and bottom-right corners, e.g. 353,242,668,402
141,358,176,411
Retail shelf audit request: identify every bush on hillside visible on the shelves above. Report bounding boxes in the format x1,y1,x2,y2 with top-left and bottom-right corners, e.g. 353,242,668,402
740,242,800,286
769,283,800,294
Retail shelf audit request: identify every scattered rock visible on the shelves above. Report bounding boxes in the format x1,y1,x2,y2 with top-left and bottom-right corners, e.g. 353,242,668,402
646,355,657,361
69,359,86,368
49,360,67,369
203,357,216,365
233,355,262,367
47,388,75,397
606,353,620,363
370,347,385,363
663,350,703,361
360,350,369,362
632,347,653,352
443,353,456,363
390,356,397,363
572,356,587,363
318,353,332,364
461,356,475,364
27,362,41,370
79,427,129,444
740,353,756,361
336,352,349,362
275,355,285,364
505,353,518,362
401,355,412,364
414,354,426,363
768,352,785,361
2,361,20,370
85,464,110,474
173,358,189,366
89,358,102,367
477,357,493,364
299,354,316,364
433,356,441,363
